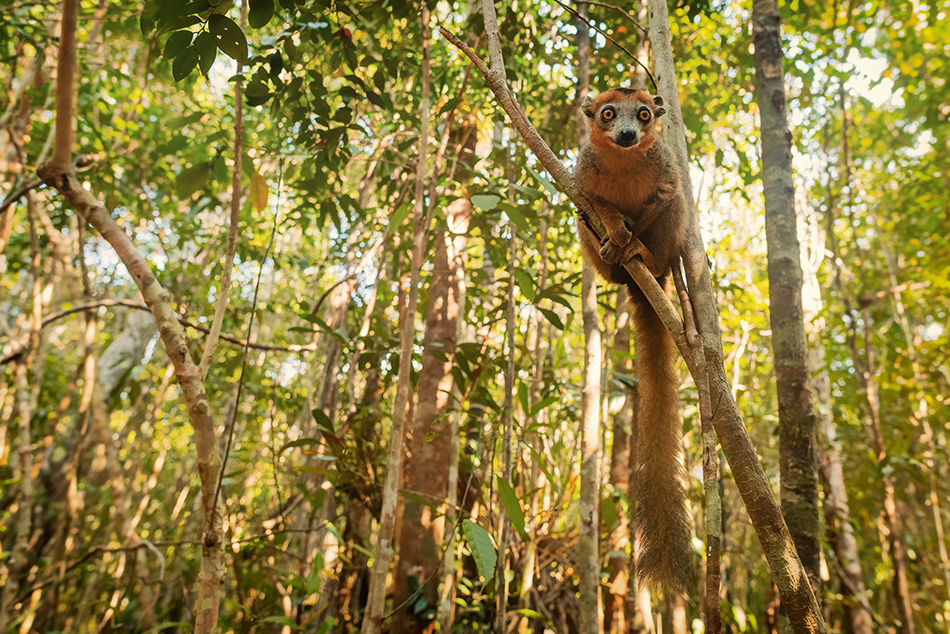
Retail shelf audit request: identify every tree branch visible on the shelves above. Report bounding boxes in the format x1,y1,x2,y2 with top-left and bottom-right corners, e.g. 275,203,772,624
198,0,248,381
0,299,319,366
36,1,226,630
443,2,826,630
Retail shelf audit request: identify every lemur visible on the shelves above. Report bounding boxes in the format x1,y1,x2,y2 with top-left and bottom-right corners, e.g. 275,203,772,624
574,88,692,595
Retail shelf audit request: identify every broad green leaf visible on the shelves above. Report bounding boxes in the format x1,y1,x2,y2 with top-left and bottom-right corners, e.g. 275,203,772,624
258,616,300,628
248,0,275,28
172,44,199,81
461,519,496,582
471,194,500,211
514,609,551,625
176,163,210,198
163,30,193,59
279,438,321,453
497,476,528,541
526,165,559,197
209,14,248,62
499,201,531,234
529,394,560,417
195,31,217,75
517,382,530,419
311,409,335,434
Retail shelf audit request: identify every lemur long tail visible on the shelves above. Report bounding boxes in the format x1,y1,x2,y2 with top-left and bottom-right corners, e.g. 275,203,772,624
628,280,693,595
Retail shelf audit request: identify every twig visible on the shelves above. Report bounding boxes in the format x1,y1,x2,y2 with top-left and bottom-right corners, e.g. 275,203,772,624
439,25,689,356
0,299,318,366
211,159,283,522
551,0,657,91
198,0,248,381
0,178,42,216
584,0,648,34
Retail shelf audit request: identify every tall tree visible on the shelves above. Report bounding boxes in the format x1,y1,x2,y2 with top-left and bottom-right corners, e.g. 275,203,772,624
751,0,821,597
575,3,603,633
361,7,433,633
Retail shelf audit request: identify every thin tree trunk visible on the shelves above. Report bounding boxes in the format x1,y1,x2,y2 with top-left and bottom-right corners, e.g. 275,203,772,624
494,120,518,634
360,7,432,632
802,197,872,632
605,303,632,634
443,1,825,630
575,4,602,633
36,2,226,629
860,317,915,633
751,0,821,599
580,262,603,634
198,0,246,380
392,198,470,632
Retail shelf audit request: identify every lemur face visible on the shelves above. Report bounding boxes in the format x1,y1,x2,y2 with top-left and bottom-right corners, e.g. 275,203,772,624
582,89,667,150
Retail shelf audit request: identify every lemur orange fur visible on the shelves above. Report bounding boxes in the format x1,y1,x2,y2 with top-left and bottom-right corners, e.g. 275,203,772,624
574,88,693,595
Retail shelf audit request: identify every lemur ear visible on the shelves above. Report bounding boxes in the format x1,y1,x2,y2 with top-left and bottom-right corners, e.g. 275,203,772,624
582,94,596,119
653,95,664,107
655,106,667,118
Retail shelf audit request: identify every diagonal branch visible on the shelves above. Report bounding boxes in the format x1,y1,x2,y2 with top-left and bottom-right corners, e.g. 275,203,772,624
439,26,694,368
443,3,827,630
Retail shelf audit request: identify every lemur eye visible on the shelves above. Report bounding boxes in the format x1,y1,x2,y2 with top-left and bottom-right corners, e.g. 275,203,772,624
601,107,615,121
638,109,651,122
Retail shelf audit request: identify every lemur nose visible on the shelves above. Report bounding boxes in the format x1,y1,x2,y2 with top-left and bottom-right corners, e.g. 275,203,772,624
618,130,638,145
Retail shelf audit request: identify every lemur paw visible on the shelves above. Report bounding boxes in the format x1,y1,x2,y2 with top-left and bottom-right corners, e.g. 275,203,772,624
600,240,624,264
607,221,633,249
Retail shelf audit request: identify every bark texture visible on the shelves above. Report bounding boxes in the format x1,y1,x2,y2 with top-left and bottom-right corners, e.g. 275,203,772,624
751,0,821,598
443,1,827,630
575,6,603,632
361,8,432,633
36,2,225,629
392,196,470,632
605,304,632,634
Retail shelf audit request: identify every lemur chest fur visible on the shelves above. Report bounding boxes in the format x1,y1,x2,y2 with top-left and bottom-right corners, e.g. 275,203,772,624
578,147,664,214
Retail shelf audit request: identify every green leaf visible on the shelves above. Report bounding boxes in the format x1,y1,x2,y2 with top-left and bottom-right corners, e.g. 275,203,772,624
195,31,217,75
279,437,321,453
471,194,500,211
514,267,536,302
514,609,551,625
246,80,270,98
461,519,496,582
500,202,532,234
312,409,335,434
172,44,199,81
529,394,559,417
538,307,564,330
439,96,463,115
517,382,530,419
497,476,528,541
526,165,560,197
248,0,275,28
600,494,618,528
164,30,194,59
258,616,300,628
401,491,439,509
176,163,210,197
209,14,248,62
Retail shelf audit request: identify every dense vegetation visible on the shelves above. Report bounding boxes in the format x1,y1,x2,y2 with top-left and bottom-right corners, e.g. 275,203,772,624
0,0,948,632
